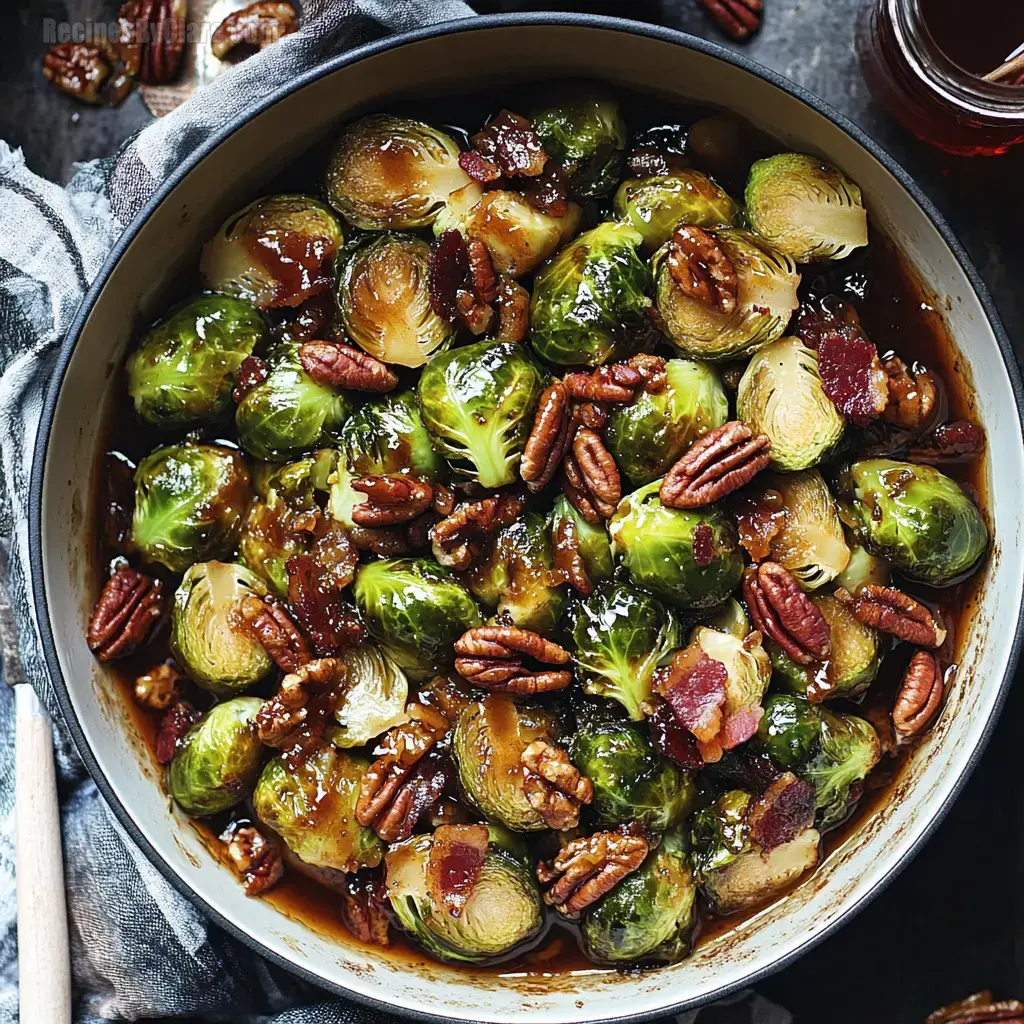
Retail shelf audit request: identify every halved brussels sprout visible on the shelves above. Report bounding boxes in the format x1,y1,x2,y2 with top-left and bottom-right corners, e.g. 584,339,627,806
168,697,264,817
566,583,681,721
467,512,566,636
757,693,822,769
453,697,558,831
132,443,251,573
199,194,344,309
385,828,543,962
352,558,482,681
330,641,409,748
745,154,868,264
417,339,546,488
529,221,653,368
613,171,740,252
654,228,800,362
126,295,267,430
752,471,851,590
325,115,473,230
170,561,273,697
337,233,455,369
254,746,383,872
569,704,695,830
605,358,728,485
581,828,698,965
736,337,844,471
835,459,988,587
549,494,614,588
235,341,351,462
609,481,744,610
834,539,890,595
529,91,627,199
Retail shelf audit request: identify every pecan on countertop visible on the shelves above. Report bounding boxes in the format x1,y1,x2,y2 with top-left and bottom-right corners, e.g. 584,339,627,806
237,594,311,674
536,831,648,915
521,740,593,831
42,44,110,104
521,382,572,494
211,1,298,61
454,626,572,695
697,0,763,42
87,566,165,661
133,0,188,84
842,585,947,648
665,225,739,313
892,649,945,744
927,992,1024,1024
299,341,397,393
133,661,183,711
743,562,831,666
222,823,284,897
431,491,526,570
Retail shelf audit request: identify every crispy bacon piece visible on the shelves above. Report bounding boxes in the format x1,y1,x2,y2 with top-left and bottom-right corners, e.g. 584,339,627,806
721,705,764,749
817,327,889,427
748,772,817,852
658,650,728,755
426,823,490,917
693,522,715,568
471,110,548,178
428,229,469,322
644,696,704,770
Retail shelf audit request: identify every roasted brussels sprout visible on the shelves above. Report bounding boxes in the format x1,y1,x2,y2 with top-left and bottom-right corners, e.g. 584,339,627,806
466,512,566,635
581,828,698,965
566,583,681,721
690,788,820,914
385,827,544,962
453,696,558,831
235,341,350,462
330,641,409,748
199,194,344,309
169,561,273,697
609,481,744,610
605,358,728,485
699,597,750,641
168,697,264,816
569,705,695,829
549,494,614,587
253,746,383,872
326,114,473,230
529,222,653,368
613,171,740,253
529,91,627,199
835,459,988,587
126,296,267,430
757,693,821,769
353,558,482,680
337,233,455,368
834,539,890,595
417,339,546,488
654,228,800,362
132,443,251,573
745,154,868,264
736,337,844,471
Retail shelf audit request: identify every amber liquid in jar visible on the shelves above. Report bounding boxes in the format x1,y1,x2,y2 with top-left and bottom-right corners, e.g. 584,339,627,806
858,0,1024,155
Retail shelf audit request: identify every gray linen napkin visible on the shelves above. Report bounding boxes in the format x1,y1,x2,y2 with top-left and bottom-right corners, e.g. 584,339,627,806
0,3,792,1020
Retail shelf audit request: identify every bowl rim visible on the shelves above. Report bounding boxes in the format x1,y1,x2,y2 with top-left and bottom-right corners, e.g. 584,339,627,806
28,11,1024,1022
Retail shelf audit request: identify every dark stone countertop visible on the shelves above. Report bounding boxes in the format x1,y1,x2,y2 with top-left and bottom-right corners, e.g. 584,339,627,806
2,1,1021,1021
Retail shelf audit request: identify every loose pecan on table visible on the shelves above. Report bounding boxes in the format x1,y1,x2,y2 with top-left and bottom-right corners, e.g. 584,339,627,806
882,355,938,431
255,657,342,762
841,584,947,648
155,700,201,764
521,381,572,494
42,44,111,104
521,740,593,831
665,225,739,313
660,421,771,509
536,831,648,914
211,2,298,61
299,341,398,393
743,562,831,666
232,355,269,402
551,513,592,595
351,475,435,527
892,649,945,744
356,704,451,843
237,594,311,673
697,0,763,42
133,661,183,710
431,491,526,570
454,625,573,695
87,566,165,661
221,822,284,897
128,0,188,85
927,992,1024,1024
341,874,391,946
562,428,621,523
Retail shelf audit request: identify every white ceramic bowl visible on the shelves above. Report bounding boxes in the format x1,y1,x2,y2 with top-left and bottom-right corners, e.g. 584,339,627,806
29,14,1024,1024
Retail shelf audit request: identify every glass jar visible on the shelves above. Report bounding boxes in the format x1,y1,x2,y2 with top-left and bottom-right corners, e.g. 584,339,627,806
857,0,1024,156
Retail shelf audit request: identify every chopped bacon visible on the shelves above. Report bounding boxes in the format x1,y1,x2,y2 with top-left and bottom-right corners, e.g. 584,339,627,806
645,696,704,770
458,149,501,184
693,522,715,568
155,700,200,764
658,651,728,746
524,163,568,216
721,705,764,750
426,823,489,918
748,772,817,852
428,229,469,322
817,328,889,427
471,110,548,178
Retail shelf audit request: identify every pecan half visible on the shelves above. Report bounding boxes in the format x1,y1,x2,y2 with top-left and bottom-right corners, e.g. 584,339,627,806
536,831,648,914
521,382,572,493
665,225,739,313
341,875,391,947
454,626,572,695
563,363,644,404
882,355,938,431
905,419,985,465
471,110,548,179
42,44,110,104
458,149,502,183
743,563,831,665
255,657,342,766
351,475,434,527
87,567,165,661
661,421,771,508
892,650,945,744
222,823,284,897
233,355,269,402
522,740,593,831
155,700,200,764
698,0,763,41
495,278,530,343
133,0,188,85
552,513,591,595
927,992,1024,1024
563,428,621,522
299,341,397,393
211,1,298,60
571,401,610,432
431,492,526,570
642,696,704,769
133,662,183,711
466,238,498,305
844,585,947,648
237,594,311,673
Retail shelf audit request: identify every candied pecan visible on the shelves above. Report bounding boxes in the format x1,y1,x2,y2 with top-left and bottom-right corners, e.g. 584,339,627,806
222,823,284,897
665,225,738,313
661,421,771,509
892,649,945,744
744,563,831,665
455,287,495,336
927,992,1024,1024
256,656,341,748
495,278,530,343
536,831,648,914
87,567,164,661
341,875,391,947
472,110,548,178
552,514,591,595
882,355,938,431
572,401,610,432
454,625,572,695
521,381,571,493
844,585,947,648
351,475,434,527
698,0,763,41
628,354,668,393
431,484,456,517
211,1,297,60
431,492,526,570
524,162,569,217
42,44,110,104
905,419,985,465
429,229,470,322
563,364,644,404
133,0,188,85
233,355,269,403
155,700,200,764
237,594,310,673
566,428,621,521
521,740,593,831
458,149,502,183
466,238,498,305
747,772,816,852
642,697,704,769
299,341,397,393
348,524,412,556
133,662,183,711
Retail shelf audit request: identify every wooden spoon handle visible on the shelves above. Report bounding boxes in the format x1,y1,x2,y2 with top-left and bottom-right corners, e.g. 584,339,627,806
15,684,71,1024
